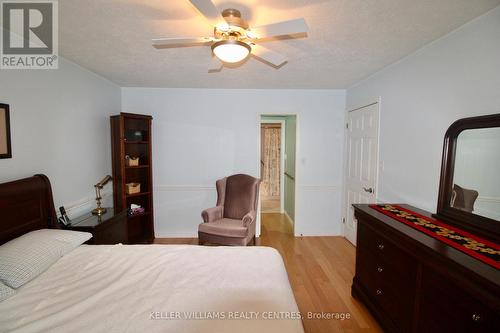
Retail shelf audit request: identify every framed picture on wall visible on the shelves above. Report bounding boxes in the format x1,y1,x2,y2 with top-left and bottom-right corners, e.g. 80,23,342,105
0,103,12,159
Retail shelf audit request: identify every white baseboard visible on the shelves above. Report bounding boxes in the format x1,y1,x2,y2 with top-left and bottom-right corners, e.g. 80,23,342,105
284,211,294,225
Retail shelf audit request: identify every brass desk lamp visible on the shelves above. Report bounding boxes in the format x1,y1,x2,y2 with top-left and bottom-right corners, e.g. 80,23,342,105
92,175,112,215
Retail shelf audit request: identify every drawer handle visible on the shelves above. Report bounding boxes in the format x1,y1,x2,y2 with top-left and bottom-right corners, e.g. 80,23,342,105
472,313,481,322
377,267,383,273
378,244,385,250
376,289,382,295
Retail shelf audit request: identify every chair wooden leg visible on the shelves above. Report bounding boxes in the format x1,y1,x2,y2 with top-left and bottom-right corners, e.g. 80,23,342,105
252,236,256,246
198,239,203,245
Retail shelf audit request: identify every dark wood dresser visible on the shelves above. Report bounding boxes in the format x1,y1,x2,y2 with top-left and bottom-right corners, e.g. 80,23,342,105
352,204,500,333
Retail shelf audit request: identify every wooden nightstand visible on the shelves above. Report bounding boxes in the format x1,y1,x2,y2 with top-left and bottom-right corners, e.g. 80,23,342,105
66,208,127,244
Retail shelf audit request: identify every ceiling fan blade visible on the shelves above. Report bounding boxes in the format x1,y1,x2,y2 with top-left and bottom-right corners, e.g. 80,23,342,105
188,0,225,26
208,56,223,73
250,18,308,39
251,44,287,67
152,37,213,48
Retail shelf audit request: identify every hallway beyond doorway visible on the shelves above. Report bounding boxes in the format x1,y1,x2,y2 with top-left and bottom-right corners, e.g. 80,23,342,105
261,122,283,213
260,115,297,228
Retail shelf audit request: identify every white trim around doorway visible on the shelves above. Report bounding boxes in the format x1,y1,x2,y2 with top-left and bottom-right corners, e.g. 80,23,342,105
260,118,286,213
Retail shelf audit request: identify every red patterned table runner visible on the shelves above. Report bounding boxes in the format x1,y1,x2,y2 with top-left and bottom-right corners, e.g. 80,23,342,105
370,204,500,269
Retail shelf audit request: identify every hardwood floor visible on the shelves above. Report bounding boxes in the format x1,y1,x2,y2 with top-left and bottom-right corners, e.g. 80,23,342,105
154,213,382,333
261,195,281,213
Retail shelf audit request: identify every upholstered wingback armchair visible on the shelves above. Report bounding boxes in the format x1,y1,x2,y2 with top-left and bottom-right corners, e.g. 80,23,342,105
451,184,479,213
198,174,260,246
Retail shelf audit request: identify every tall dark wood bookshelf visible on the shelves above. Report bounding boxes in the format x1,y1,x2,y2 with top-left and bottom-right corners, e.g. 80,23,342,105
110,113,154,244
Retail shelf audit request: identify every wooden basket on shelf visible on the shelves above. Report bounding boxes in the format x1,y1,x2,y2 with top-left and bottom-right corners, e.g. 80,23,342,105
125,156,139,167
125,182,141,195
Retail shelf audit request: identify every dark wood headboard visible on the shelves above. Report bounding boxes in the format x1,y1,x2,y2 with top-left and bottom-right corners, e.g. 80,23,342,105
0,174,57,245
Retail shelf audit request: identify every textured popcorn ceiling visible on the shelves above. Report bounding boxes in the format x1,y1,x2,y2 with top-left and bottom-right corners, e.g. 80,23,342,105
60,0,500,88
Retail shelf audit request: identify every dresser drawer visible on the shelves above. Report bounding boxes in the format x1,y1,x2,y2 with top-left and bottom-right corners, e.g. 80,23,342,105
356,248,417,332
418,267,500,333
355,221,417,332
356,248,417,290
363,275,415,332
357,221,414,271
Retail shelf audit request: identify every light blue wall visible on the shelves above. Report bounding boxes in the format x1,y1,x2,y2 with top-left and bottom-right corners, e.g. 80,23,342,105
346,6,500,212
0,58,121,218
123,88,346,237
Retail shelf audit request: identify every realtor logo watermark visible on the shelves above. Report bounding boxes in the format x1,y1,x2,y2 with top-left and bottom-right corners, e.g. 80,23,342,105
1,0,58,69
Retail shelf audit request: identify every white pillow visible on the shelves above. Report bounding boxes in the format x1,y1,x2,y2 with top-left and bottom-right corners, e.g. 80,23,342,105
0,281,15,301
0,229,92,289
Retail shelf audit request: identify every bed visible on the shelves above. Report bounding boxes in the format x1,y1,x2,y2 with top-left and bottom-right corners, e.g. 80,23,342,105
0,175,304,333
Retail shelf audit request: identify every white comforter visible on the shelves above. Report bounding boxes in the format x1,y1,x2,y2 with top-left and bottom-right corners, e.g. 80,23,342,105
0,245,304,333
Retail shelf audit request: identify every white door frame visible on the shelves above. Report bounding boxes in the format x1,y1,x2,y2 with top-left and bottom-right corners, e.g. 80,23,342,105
260,119,286,213
341,98,381,243
258,114,299,237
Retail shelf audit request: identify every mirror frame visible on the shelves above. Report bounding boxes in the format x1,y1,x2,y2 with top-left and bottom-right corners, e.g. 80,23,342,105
435,113,500,243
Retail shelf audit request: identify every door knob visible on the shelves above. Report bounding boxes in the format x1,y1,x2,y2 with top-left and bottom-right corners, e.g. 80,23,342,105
363,187,374,193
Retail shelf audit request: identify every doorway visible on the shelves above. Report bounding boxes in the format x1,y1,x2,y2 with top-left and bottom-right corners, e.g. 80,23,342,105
260,115,296,232
343,102,380,245
261,121,284,213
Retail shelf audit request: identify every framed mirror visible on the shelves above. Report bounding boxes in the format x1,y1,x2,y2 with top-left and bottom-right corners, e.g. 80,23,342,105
435,113,500,243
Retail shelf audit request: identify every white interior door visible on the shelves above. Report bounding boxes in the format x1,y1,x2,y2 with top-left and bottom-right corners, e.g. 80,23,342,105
344,102,379,245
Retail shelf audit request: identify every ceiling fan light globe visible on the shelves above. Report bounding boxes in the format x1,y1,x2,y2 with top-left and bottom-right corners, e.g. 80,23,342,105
212,40,251,63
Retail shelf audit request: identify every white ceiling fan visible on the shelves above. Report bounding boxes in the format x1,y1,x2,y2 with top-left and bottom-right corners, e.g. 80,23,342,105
152,0,309,72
